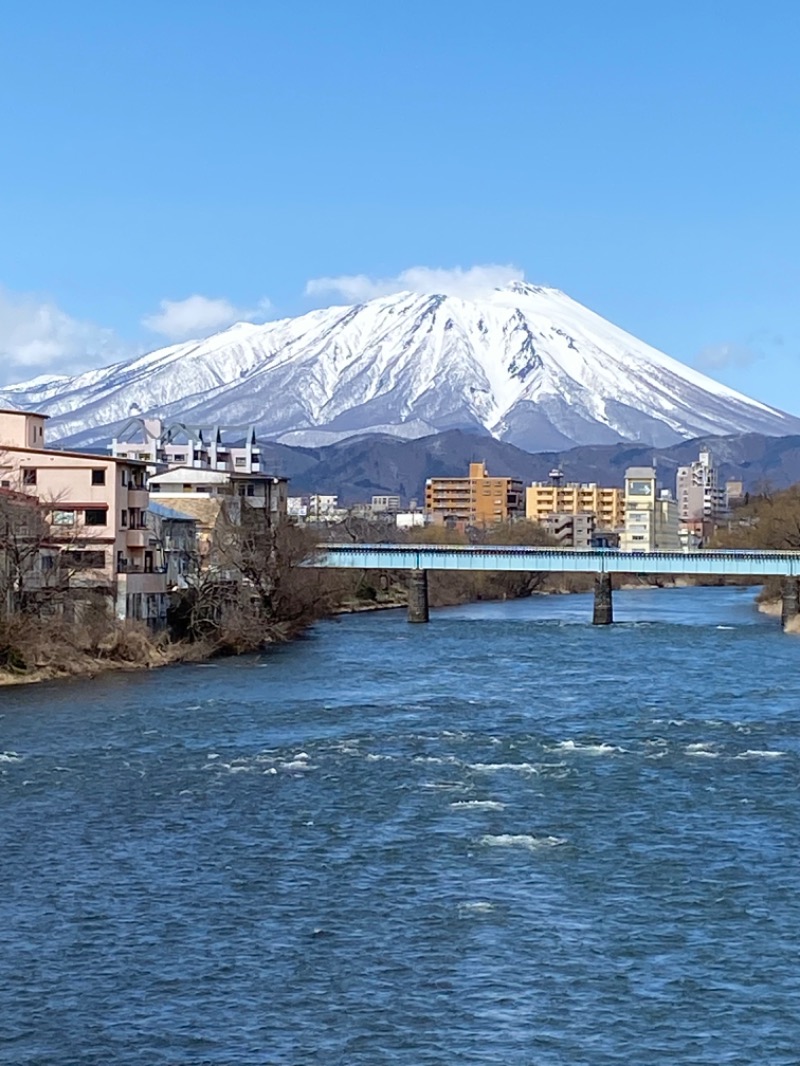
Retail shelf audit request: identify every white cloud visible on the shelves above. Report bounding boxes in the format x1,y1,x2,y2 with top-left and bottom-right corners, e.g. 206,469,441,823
142,294,272,341
0,286,123,384
694,342,762,371
305,263,525,304
694,331,783,373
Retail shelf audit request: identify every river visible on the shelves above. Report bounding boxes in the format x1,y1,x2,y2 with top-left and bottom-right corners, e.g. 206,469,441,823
1,586,799,1064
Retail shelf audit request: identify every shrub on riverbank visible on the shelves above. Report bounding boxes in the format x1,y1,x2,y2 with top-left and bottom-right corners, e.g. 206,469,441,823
0,612,195,684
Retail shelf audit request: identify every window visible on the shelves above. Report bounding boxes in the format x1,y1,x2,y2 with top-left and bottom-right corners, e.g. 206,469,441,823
234,457,246,467
84,508,107,526
173,453,186,462
22,469,36,486
91,468,106,486
121,470,127,487
121,510,128,527
52,510,75,526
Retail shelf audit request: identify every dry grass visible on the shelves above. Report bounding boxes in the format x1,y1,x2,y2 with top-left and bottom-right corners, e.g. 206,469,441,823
0,611,204,685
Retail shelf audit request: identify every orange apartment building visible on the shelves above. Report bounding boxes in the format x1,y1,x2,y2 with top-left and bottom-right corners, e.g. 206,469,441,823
425,462,524,526
0,408,167,624
525,481,624,531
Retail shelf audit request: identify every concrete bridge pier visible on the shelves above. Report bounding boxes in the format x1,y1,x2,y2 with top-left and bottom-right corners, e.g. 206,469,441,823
593,573,613,625
781,577,800,630
408,569,430,623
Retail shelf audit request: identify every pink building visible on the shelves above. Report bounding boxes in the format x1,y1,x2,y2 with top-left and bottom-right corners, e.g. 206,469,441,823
0,408,167,624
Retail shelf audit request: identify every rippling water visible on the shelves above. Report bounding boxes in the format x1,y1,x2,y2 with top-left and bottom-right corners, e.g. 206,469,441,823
2,587,799,1064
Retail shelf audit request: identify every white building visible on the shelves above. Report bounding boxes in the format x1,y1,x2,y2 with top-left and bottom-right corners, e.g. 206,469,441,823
396,511,427,529
619,467,680,552
676,450,727,527
111,418,263,475
288,495,342,521
371,495,401,514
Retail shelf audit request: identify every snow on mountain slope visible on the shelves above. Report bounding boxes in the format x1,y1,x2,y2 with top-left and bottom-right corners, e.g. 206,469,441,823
2,283,798,451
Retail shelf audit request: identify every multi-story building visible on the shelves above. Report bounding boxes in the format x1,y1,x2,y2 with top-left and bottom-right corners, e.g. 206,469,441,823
425,462,524,526
111,417,263,474
525,480,624,530
147,467,288,555
676,450,728,531
371,495,401,514
0,408,167,624
304,495,340,521
147,502,199,590
619,466,680,552
540,512,596,549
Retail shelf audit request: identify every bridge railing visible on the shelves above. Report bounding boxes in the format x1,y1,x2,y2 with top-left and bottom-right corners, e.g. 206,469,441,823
311,544,800,577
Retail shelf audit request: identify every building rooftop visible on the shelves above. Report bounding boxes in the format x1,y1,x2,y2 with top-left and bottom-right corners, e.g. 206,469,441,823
148,501,198,522
0,408,50,419
0,443,146,465
148,466,231,485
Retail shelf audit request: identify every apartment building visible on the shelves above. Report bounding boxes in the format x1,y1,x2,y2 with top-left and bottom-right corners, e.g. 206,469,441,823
619,467,680,552
676,449,727,531
0,408,167,623
540,512,596,549
371,495,401,514
288,495,340,520
148,467,288,555
526,481,624,530
425,462,524,526
111,417,263,474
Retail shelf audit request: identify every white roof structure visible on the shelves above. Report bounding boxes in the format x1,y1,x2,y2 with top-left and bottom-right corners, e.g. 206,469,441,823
148,466,231,487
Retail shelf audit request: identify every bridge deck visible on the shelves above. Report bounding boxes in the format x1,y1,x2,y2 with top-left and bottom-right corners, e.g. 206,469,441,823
315,544,800,577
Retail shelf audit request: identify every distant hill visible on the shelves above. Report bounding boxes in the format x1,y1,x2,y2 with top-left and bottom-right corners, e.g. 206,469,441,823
254,429,800,503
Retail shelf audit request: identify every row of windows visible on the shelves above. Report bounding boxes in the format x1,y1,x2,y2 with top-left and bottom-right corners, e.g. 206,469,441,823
53,509,108,527
21,467,108,487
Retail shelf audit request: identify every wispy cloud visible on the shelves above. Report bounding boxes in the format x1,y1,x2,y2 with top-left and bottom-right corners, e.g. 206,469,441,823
694,342,762,371
142,294,272,342
0,286,125,385
694,331,783,372
305,264,524,304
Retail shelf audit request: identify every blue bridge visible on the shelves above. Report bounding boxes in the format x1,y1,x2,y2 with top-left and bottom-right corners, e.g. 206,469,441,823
313,544,800,628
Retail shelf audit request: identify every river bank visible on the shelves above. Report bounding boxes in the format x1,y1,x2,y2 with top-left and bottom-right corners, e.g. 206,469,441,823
0,580,777,688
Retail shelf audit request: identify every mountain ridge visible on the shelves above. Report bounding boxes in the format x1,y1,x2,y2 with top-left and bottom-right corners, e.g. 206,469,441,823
254,428,800,504
2,283,798,452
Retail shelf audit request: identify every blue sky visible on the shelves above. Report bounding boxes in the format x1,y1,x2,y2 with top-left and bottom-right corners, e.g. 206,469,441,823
1,0,799,409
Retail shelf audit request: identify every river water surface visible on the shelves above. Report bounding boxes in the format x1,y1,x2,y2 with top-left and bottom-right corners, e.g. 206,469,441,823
2,587,799,1064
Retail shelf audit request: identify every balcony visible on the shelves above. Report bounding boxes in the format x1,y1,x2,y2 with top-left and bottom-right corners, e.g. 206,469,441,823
127,489,149,510
117,560,167,575
126,528,151,549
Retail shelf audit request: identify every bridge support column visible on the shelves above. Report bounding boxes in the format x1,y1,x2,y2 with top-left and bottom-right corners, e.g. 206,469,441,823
593,573,613,626
781,577,800,630
408,569,429,623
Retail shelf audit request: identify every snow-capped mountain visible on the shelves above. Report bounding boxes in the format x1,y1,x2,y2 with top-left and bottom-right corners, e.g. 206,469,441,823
3,282,798,451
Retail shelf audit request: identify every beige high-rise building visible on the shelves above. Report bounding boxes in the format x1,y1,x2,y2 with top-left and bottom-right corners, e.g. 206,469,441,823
525,482,624,530
619,467,680,552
